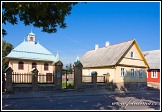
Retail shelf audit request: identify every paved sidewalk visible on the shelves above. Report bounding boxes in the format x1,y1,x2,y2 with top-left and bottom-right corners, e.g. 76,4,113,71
2,89,160,100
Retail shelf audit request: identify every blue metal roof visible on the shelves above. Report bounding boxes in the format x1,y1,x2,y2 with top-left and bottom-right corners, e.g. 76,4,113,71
6,41,55,62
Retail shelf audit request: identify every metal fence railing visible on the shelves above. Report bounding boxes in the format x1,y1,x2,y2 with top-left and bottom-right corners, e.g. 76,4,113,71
82,76,92,83
82,75,105,83
38,73,53,84
12,72,32,84
12,72,54,84
97,76,105,83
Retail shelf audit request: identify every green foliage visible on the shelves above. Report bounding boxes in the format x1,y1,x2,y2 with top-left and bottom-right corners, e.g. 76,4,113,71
66,63,73,73
2,2,78,36
67,84,74,89
2,40,13,72
62,70,66,75
62,81,74,89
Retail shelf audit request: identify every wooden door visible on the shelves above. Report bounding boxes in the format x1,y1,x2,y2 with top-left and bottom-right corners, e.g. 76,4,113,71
46,73,52,82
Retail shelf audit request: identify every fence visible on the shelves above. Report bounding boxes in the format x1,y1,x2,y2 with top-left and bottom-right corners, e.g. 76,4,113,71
38,73,54,84
12,72,32,84
82,76,92,83
82,75,105,83
11,73,105,84
97,76,105,83
12,72,54,84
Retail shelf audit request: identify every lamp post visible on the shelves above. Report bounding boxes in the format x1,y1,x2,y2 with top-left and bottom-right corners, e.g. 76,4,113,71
66,66,68,89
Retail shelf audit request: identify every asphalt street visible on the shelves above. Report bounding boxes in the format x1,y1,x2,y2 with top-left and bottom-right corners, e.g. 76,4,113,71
2,90,160,110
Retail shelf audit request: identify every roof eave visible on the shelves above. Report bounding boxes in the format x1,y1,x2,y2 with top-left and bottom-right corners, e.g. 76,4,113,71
83,65,116,69
5,57,54,62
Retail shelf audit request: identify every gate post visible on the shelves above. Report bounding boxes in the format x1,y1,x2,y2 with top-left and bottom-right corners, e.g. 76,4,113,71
91,71,97,88
54,61,63,90
2,72,6,92
74,60,83,89
31,68,38,91
5,67,14,93
105,73,110,83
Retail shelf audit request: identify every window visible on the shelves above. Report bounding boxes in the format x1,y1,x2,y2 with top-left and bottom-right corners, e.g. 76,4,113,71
18,61,24,70
151,70,157,78
130,69,135,77
130,51,134,58
121,68,125,77
139,69,143,77
32,62,37,69
44,63,48,71
30,37,33,41
86,69,90,75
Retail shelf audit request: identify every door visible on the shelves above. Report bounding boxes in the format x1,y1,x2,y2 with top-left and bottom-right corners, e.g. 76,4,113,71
46,73,52,82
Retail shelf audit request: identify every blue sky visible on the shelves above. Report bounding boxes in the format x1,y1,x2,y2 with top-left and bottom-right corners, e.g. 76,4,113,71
2,2,160,65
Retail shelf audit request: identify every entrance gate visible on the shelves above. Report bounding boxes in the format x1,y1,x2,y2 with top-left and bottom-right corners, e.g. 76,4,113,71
62,68,74,89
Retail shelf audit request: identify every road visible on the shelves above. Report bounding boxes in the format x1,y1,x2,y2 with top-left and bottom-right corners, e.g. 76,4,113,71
2,91,160,110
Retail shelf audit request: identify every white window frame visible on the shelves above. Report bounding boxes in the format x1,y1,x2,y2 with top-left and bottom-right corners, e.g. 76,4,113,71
139,69,144,77
121,68,125,77
130,69,135,77
151,70,157,78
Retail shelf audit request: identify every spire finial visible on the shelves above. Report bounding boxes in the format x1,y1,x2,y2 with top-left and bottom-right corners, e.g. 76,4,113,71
24,37,25,42
31,29,32,33
76,55,80,62
55,51,60,62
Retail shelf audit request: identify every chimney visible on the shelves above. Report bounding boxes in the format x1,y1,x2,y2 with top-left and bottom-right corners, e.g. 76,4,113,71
105,41,110,47
95,44,99,50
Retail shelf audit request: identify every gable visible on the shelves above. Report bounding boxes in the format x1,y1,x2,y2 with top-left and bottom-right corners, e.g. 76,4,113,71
117,41,149,68
80,40,134,68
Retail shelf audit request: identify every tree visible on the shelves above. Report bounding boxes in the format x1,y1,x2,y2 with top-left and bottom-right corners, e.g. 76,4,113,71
66,63,73,74
2,2,78,36
2,40,14,72
69,63,73,73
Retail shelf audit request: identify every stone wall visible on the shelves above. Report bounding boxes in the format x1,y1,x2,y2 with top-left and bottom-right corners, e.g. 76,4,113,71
13,84,55,92
147,82,160,89
114,82,147,91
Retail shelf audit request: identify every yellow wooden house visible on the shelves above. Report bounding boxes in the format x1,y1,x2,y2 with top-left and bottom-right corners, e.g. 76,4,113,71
80,39,149,90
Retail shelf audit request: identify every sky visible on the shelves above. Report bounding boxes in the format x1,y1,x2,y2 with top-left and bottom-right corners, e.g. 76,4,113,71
2,2,161,66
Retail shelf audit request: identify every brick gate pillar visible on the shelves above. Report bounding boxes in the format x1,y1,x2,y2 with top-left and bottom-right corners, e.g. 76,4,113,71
105,73,110,83
5,67,14,93
31,68,38,92
74,61,83,89
91,71,97,88
54,61,63,90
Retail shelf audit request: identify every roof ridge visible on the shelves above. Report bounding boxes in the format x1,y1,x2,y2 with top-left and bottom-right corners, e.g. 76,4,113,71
86,39,134,53
105,39,134,47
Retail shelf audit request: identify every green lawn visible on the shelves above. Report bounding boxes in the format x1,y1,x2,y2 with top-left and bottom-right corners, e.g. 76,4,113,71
62,81,74,89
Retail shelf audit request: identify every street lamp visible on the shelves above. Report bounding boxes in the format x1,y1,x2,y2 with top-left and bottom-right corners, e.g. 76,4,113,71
66,66,68,89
